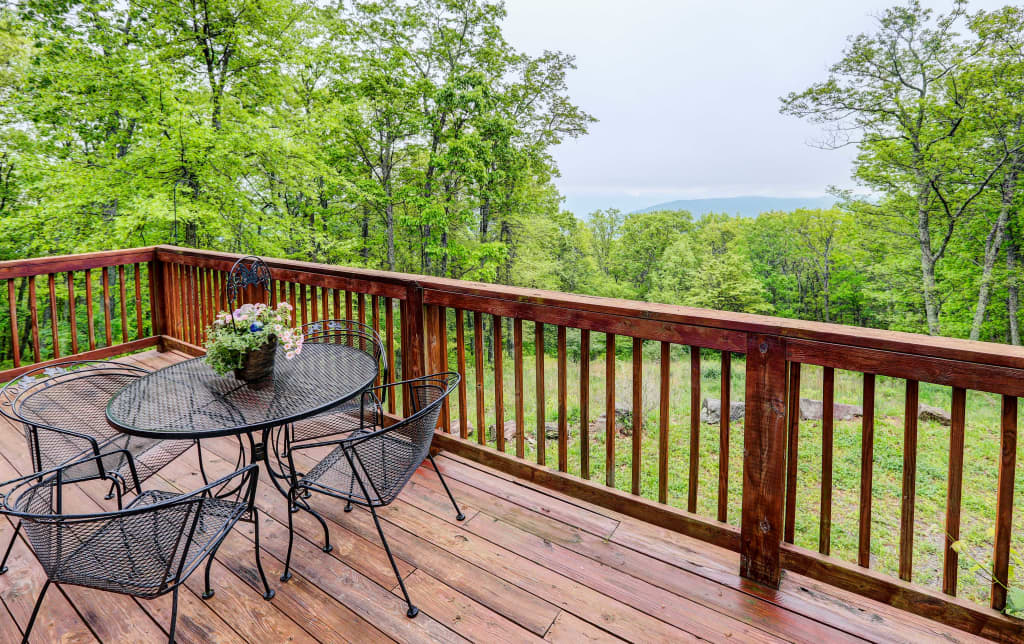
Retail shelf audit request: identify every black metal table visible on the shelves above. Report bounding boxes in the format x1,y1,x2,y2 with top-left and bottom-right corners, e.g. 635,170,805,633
105,342,379,537
106,343,378,443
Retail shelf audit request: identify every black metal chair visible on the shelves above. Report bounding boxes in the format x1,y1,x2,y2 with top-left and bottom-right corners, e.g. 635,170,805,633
0,360,205,575
0,450,272,643
285,319,388,446
273,372,463,618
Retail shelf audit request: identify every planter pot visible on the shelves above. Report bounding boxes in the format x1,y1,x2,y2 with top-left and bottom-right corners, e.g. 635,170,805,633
234,337,277,383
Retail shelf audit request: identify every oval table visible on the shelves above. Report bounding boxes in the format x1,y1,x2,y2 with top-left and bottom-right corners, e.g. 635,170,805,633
105,342,379,598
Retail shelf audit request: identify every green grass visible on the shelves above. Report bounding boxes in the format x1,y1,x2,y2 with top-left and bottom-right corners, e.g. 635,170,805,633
447,333,1024,607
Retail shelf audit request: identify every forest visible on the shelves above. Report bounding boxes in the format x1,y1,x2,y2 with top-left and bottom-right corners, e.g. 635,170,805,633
1,0,1023,358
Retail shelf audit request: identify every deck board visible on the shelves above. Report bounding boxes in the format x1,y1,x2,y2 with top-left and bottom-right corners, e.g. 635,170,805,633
0,349,990,643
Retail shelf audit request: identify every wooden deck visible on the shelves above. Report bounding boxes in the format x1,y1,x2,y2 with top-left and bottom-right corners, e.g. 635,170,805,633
0,349,991,643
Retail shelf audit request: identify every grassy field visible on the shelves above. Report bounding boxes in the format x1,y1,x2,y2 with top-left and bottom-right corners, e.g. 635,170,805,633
444,332,1024,608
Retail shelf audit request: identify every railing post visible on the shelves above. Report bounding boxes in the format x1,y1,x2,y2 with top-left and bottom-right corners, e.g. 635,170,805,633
402,283,426,389
148,256,168,350
740,333,788,587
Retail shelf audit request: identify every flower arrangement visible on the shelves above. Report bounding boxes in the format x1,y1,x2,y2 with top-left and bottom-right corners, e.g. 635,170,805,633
204,302,304,377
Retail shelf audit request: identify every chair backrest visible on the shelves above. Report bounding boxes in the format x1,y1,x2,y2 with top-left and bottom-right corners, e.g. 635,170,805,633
303,318,388,388
0,361,147,477
352,372,458,506
225,255,272,310
0,453,256,598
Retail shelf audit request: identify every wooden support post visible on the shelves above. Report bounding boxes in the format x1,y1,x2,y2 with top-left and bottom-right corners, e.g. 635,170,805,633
403,284,425,383
740,334,787,588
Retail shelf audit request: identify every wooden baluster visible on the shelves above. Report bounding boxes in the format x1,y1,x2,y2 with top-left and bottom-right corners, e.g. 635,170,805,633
134,265,144,339
535,322,546,465
358,293,366,350
688,347,700,513
859,373,876,568
424,303,438,376
6,279,19,367
385,297,396,414
605,333,615,487
300,284,309,326
102,268,113,347
784,361,801,543
943,387,967,596
631,337,642,495
310,285,319,322
580,329,591,479
658,341,670,504
147,260,161,339
455,309,468,436
494,315,505,451
189,266,200,345
28,277,41,363
321,287,329,322
819,366,835,555
197,267,208,343
67,273,79,353
346,290,353,321
398,299,407,414
899,379,919,581
333,289,341,322
118,265,129,344
85,269,96,350
439,306,450,433
177,265,188,342
514,318,525,457
48,273,60,358
474,311,485,445
556,326,567,471
373,295,382,386
288,283,297,326
718,351,731,522
991,395,1017,611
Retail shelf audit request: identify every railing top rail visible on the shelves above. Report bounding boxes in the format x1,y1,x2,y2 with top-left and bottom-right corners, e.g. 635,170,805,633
414,270,1024,373
0,247,157,280
10,244,1022,372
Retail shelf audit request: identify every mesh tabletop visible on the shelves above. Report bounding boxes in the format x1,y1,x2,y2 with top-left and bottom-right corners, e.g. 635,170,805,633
106,343,379,439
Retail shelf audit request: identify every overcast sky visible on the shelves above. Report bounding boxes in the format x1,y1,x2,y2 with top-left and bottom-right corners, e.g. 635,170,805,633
500,0,1007,215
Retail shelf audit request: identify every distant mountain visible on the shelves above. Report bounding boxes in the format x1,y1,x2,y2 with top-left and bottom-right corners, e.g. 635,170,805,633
633,195,838,218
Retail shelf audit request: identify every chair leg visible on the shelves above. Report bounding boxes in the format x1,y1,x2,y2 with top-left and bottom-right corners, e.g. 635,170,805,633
168,586,179,644
105,479,118,501
251,509,275,600
0,521,21,574
202,542,223,599
23,578,51,644
427,454,465,521
280,491,295,583
367,503,418,618
299,495,333,556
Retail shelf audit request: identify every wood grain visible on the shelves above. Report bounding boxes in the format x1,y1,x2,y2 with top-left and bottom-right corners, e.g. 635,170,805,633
739,334,788,588
943,387,966,596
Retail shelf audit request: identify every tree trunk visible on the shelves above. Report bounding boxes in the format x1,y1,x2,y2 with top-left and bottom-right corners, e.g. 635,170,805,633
969,164,1019,341
916,197,942,335
385,201,395,271
1008,218,1021,345
360,206,370,262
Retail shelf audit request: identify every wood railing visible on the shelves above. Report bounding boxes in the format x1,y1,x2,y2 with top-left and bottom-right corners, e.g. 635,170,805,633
0,248,160,380
1,245,1021,641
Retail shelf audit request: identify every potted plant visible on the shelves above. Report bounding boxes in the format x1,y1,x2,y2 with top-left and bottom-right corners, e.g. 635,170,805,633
204,302,304,383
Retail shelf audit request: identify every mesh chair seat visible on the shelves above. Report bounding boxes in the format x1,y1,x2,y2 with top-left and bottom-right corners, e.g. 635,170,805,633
289,395,382,444
27,490,247,598
1,453,273,643
3,362,195,492
298,432,416,506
